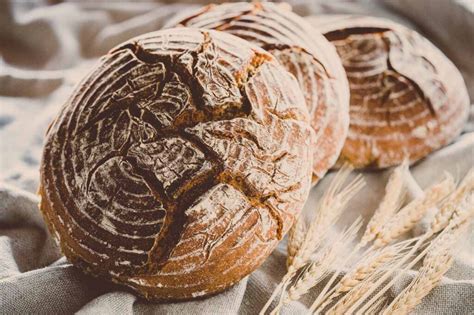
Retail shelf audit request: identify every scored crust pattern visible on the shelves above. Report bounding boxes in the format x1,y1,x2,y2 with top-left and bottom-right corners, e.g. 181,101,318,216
169,2,350,181
311,16,470,168
39,28,313,300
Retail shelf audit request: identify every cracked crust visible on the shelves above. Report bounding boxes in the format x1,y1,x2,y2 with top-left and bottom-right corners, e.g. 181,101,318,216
168,2,350,182
309,15,470,168
38,28,313,301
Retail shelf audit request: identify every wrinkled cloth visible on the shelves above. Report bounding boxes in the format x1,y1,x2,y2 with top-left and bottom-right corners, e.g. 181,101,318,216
0,1,473,314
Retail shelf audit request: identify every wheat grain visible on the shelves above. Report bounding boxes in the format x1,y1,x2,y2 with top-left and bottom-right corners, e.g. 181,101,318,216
430,168,474,233
374,174,454,247
360,162,408,246
337,248,397,293
287,218,306,267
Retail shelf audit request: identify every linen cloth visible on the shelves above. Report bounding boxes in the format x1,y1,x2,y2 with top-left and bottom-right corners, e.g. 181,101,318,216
0,1,473,314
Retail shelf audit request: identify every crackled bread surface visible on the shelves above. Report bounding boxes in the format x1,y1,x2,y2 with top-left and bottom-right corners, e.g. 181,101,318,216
39,28,314,300
170,2,350,181
310,15,470,168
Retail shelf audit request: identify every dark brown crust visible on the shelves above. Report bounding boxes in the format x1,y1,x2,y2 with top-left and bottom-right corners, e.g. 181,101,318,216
168,2,350,182
39,28,313,300
309,15,470,168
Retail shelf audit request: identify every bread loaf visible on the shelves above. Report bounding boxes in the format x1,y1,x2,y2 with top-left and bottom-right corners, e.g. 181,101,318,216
169,2,350,181
39,28,314,300
309,15,470,168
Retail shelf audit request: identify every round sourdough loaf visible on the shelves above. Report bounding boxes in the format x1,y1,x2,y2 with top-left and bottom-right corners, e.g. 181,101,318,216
169,2,350,182
39,28,314,301
309,15,470,168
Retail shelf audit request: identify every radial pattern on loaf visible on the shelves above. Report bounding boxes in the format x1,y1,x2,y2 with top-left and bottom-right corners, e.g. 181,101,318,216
169,2,350,181
39,28,313,300
310,15,470,168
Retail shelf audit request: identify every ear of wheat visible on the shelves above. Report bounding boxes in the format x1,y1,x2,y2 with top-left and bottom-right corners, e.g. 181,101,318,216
360,162,408,246
310,239,415,313
374,174,455,247
382,222,464,315
429,169,474,233
316,242,409,312
286,218,306,267
325,272,378,315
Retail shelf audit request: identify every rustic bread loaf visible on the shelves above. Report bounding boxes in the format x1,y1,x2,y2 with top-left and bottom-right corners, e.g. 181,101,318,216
39,28,314,300
169,2,350,181
309,15,470,168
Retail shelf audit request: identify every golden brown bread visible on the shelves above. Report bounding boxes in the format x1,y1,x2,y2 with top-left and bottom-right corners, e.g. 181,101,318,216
309,15,470,168
168,2,350,181
38,28,314,301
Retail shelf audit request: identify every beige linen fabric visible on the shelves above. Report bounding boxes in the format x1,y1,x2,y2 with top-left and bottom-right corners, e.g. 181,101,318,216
0,1,472,314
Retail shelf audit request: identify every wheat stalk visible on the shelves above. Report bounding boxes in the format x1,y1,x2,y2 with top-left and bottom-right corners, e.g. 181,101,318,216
374,174,454,247
382,222,464,315
309,165,411,312
263,166,472,315
311,239,414,313
325,275,374,315
260,166,365,315
366,297,388,315
355,186,474,314
282,218,362,306
291,166,364,270
385,254,453,315
360,162,408,246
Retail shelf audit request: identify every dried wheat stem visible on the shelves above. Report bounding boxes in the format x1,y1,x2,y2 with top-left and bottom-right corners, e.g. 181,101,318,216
308,243,362,313
374,174,455,247
360,162,408,246
366,297,388,315
260,272,294,315
310,165,410,313
282,218,362,308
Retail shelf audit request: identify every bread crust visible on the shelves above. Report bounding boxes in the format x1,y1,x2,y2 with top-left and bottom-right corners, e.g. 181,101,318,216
169,2,350,181
39,28,313,301
309,15,470,168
